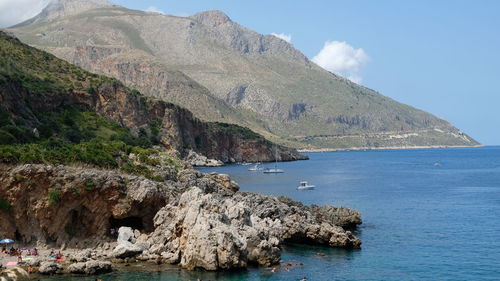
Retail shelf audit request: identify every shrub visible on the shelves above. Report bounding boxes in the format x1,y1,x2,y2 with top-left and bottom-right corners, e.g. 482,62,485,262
0,199,11,212
84,181,95,191
72,187,81,197
48,189,61,207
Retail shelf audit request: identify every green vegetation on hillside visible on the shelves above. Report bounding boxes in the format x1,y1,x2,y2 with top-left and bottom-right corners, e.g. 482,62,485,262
0,31,116,95
0,107,180,180
0,30,186,180
9,5,479,149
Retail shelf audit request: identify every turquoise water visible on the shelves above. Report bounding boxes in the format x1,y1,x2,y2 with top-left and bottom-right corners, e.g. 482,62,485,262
42,147,500,280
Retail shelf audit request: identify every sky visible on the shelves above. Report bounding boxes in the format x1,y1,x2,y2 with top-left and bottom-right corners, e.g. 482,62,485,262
1,0,499,145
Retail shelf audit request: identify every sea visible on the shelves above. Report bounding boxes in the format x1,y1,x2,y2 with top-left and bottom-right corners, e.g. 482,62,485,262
41,146,500,280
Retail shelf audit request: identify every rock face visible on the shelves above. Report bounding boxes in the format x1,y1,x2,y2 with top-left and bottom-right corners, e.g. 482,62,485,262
0,164,361,271
185,150,224,167
9,4,480,149
0,31,307,164
112,227,144,258
146,171,361,270
38,261,63,275
67,260,112,275
0,267,29,281
0,164,177,246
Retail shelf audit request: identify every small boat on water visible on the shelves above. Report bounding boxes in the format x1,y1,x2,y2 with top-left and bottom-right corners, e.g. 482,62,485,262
248,163,262,171
297,181,315,190
263,146,284,174
263,168,284,173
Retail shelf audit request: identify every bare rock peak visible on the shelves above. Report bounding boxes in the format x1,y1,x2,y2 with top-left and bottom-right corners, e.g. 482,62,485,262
190,10,232,27
11,0,115,27
47,0,114,13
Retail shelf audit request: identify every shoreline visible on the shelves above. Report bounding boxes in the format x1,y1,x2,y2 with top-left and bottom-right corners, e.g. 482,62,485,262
298,144,484,153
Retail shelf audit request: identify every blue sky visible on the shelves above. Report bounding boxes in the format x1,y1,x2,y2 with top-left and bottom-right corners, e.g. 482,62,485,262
1,0,499,144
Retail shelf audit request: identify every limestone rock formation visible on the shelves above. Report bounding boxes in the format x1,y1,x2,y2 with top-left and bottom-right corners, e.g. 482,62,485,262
0,30,307,165
185,150,224,167
38,261,63,275
0,164,177,245
146,186,361,270
0,163,361,271
9,3,480,149
112,227,144,258
0,267,29,281
67,260,112,275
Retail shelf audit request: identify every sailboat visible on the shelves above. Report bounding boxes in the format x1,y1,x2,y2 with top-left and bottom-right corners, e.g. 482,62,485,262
248,163,262,171
263,147,284,174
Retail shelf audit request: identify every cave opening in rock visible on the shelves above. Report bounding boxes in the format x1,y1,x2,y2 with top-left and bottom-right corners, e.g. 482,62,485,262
109,216,144,231
66,207,93,238
14,230,21,241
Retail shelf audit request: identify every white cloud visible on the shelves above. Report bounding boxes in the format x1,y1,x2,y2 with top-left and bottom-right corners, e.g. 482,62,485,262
312,41,369,84
145,6,165,14
271,32,292,43
0,0,50,28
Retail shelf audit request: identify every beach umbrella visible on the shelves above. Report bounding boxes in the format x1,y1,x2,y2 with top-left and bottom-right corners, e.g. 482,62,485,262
0,239,14,244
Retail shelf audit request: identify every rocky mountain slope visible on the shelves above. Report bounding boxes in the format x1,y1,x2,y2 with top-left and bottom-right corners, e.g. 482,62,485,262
9,0,479,149
0,30,305,164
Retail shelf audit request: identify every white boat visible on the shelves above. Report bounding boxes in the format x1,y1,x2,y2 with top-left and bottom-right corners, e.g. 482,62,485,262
263,147,284,174
263,168,284,173
248,164,262,171
297,181,315,190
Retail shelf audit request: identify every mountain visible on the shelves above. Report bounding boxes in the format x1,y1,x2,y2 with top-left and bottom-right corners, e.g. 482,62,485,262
0,30,305,166
9,0,480,149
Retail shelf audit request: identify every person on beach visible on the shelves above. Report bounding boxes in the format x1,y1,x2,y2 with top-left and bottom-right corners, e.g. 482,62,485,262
56,250,63,259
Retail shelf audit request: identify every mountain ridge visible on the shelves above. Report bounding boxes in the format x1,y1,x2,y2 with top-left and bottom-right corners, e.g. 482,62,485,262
0,30,306,164
9,1,480,149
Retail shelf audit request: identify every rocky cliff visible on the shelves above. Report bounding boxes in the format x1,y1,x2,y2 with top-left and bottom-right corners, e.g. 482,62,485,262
8,0,480,149
0,164,361,270
0,30,306,163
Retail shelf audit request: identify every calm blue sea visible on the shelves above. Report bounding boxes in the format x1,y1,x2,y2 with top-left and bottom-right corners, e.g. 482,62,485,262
42,147,500,280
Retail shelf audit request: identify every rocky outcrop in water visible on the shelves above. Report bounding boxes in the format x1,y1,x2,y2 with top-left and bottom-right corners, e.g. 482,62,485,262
0,164,361,271
67,260,112,275
144,170,361,270
0,267,28,281
38,262,63,275
185,150,224,167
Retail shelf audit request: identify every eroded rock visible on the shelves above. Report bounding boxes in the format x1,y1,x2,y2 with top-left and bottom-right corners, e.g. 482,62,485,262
38,261,63,275
67,260,112,275
147,186,361,270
